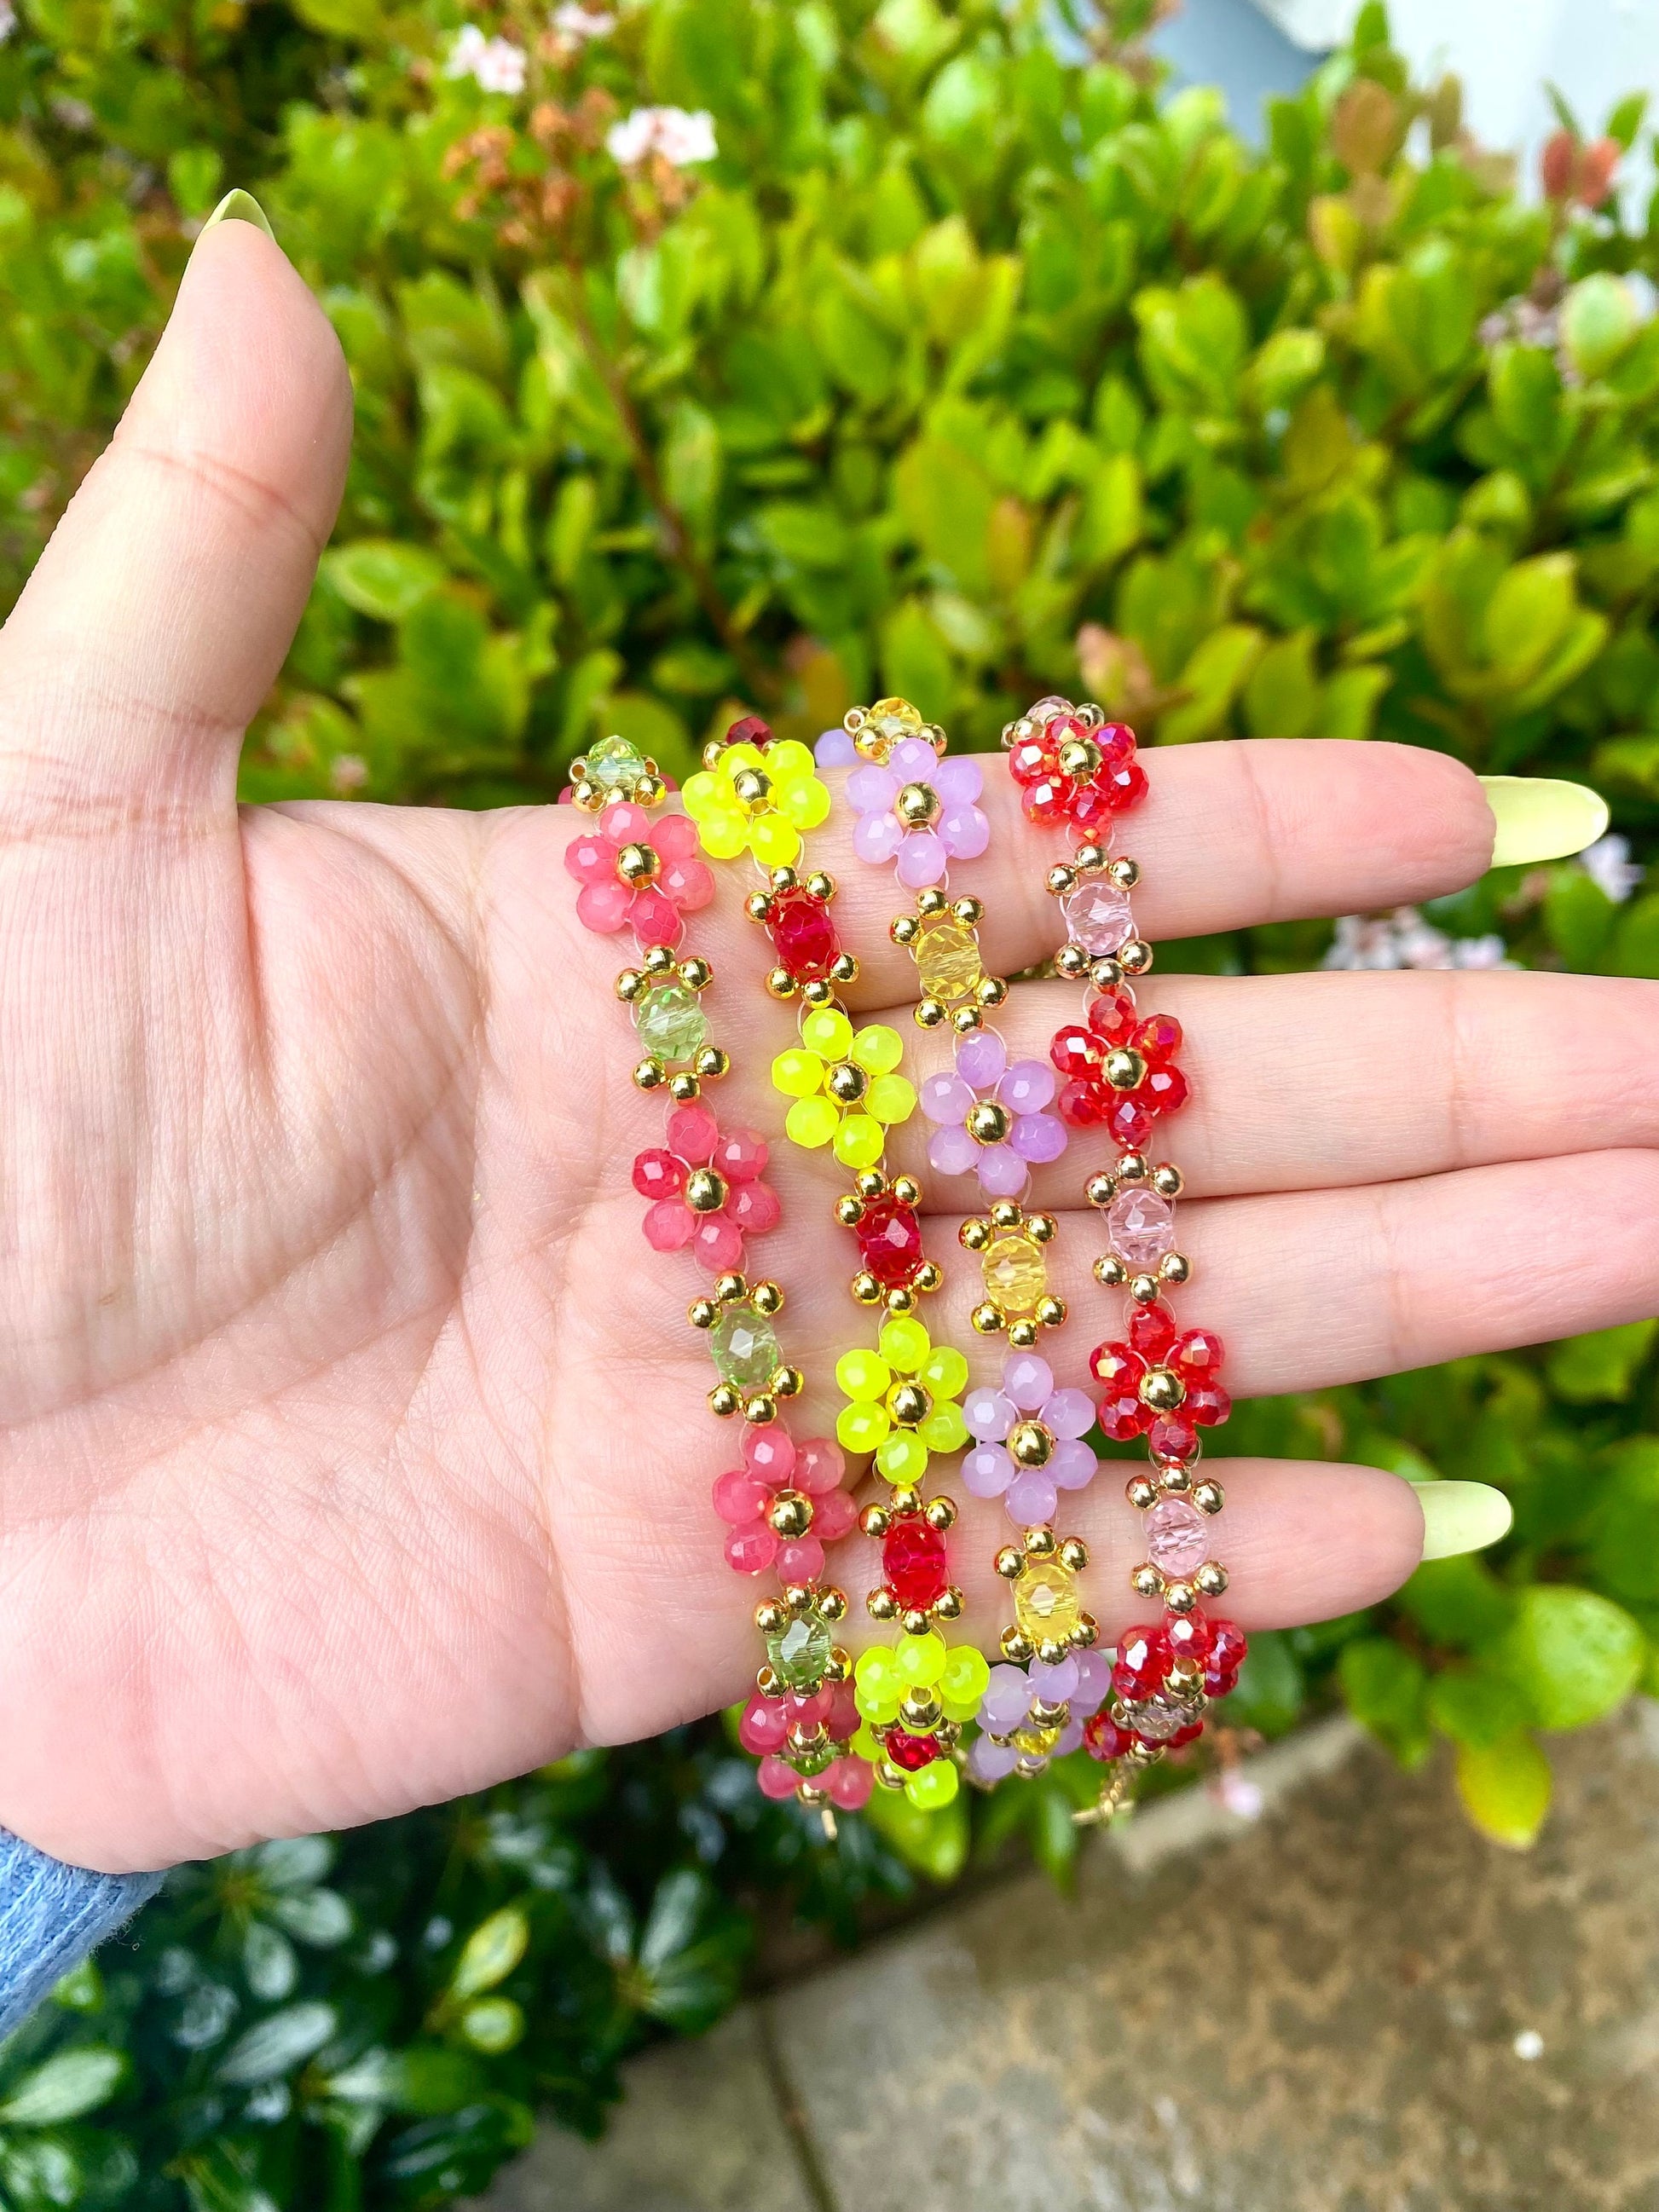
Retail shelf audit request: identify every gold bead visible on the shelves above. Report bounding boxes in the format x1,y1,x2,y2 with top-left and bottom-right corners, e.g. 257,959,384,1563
807,871,835,899
923,1495,957,1532
687,1298,717,1330
1074,841,1107,873
754,1598,786,1634
1007,1317,1038,1349
746,890,774,923
1095,1255,1128,1287
766,966,798,1000
1058,736,1102,779
995,1545,1025,1580
752,1279,783,1314
1141,1366,1186,1412
783,1583,812,1614
1047,864,1078,898
1127,1738,1163,1766
916,887,948,916
616,967,645,1002
827,1060,867,1104
914,1261,943,1292
856,1170,886,1198
1001,1627,1035,1664
900,1689,941,1730
867,1588,898,1621
861,1503,891,1537
933,1586,964,1621
742,1393,777,1425
1166,1655,1203,1695
1165,1580,1197,1613
787,1718,829,1757
891,914,922,947
1058,1536,1089,1571
819,1588,849,1623
1160,1251,1191,1285
1108,857,1140,890
685,1166,728,1215
1104,1047,1147,1091
1027,1211,1057,1241
696,1046,730,1079
1028,1697,1069,1728
733,766,771,806
971,1299,1005,1334
1009,1419,1054,1468
951,1005,983,1034
892,1175,921,1206
889,1380,930,1427
772,1366,804,1398
768,1490,812,1539
835,1195,866,1229
1072,1610,1099,1648
1152,1163,1184,1198
634,1057,665,1089
708,1383,740,1417
1159,1463,1194,1494
714,1273,748,1304
901,1607,930,1637
1196,1562,1229,1597
616,840,658,884
1055,944,1090,979
802,978,835,1007
951,897,985,926
961,1219,991,1251
1036,1296,1066,1328
1085,1172,1117,1209
889,1485,922,1516
968,1100,1010,1146
1035,1637,1068,1666
1090,956,1124,990
915,997,947,1029
1127,1475,1159,1510
830,952,859,985
1024,1524,1057,1556
769,865,800,892
755,1664,782,1697
1194,1481,1224,1516
896,781,940,827
702,739,728,771
977,975,1009,1008
1130,1273,1161,1304
644,944,677,974
876,1760,906,1791
885,1285,916,1314
851,1271,882,1305
1120,938,1153,975
667,1071,702,1102
1131,1562,1165,1599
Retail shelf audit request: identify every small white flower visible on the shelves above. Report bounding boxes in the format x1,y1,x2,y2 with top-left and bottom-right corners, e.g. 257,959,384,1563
1323,907,1515,973
1207,1770,1264,1822
552,3,615,37
606,104,717,170
0,3,16,44
446,24,528,95
1578,832,1644,904
1513,2028,1545,2061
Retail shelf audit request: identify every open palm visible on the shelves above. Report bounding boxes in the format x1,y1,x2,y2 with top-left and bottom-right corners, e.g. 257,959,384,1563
2,226,1654,1874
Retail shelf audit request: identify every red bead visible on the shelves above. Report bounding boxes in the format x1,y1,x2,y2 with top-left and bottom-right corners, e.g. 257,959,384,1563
1174,1328,1225,1377
1133,1014,1182,1063
882,1727,940,1771
856,1193,925,1288
883,1513,947,1611
1165,1608,1214,1661
713,1470,770,1525
1068,781,1118,836
1117,1622,1171,1685
629,887,682,948
726,714,772,748
1097,721,1137,767
739,1694,789,1753
1127,1302,1176,1359
1021,774,1076,824
1166,1719,1205,1747
1098,1390,1148,1441
633,1148,685,1199
1088,990,1136,1046
1101,759,1147,810
1208,1620,1248,1675
728,1179,781,1235
1089,1339,1143,1390
694,1214,744,1273
812,1489,858,1543
767,885,841,981
1107,1095,1156,1149
1049,1024,1099,1078
1144,1064,1188,1117
1008,735,1057,786
756,1755,798,1799
776,1537,824,1582
1147,1412,1199,1461
1204,1664,1240,1698
1187,1383,1232,1429
1058,1076,1110,1127
1083,1712,1129,1762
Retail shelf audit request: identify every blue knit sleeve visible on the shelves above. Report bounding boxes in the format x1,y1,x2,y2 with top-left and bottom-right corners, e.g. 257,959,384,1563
0,1828,164,2036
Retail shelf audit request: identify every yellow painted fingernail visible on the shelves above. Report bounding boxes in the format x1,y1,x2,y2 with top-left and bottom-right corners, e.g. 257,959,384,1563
198,188,275,243
1411,1479,1513,1561
1480,776,1610,867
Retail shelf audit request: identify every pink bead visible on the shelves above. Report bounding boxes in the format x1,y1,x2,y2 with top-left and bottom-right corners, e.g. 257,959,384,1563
729,1180,780,1234
633,1148,685,1199
853,810,904,864
1004,1354,1054,1412
629,887,682,948
811,1489,858,1543
739,1695,789,1753
716,1128,768,1181
756,1755,799,1799
725,1524,777,1574
1107,1187,1176,1267
564,835,610,883
662,856,714,911
827,1757,874,1811
654,813,700,859
694,1215,745,1273
794,1438,845,1495
1061,879,1134,955
712,1470,770,1525
1146,1496,1208,1574
603,803,650,846
743,1428,796,1484
575,878,632,933
921,1071,974,1124
776,1537,824,1581
668,1102,720,1163
895,829,946,887
826,1681,859,1739
643,1197,695,1251
1007,1469,1058,1524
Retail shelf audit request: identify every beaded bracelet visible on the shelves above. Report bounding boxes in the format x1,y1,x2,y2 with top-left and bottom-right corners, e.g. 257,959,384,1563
996,695,1249,1824
560,733,867,1822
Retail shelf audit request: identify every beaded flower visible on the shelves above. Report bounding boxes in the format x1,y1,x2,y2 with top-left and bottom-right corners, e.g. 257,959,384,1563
962,1351,1099,1525
564,804,714,946
834,1314,969,1482
850,1632,988,1809
565,732,668,812
1049,991,1188,1150
920,1027,1066,1198
846,739,990,888
1006,698,1147,835
772,1008,916,1169
713,1430,857,1580
1089,1302,1229,1464
633,1102,780,1274
682,737,829,868
968,1649,1113,1783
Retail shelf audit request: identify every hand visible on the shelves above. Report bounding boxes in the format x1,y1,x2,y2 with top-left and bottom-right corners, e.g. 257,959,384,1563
1,222,1652,1874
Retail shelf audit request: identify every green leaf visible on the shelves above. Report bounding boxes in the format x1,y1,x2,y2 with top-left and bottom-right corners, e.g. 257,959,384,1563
1244,628,1320,740
447,1908,529,2003
864,1780,969,1880
1426,1666,1531,1748
1543,868,1617,970
323,541,448,623
1228,1628,1305,1736
0,2047,126,2125
1455,1733,1552,1848
459,1998,524,2054
1397,1554,1516,1652
1496,1585,1646,1731
216,2002,338,2085
269,1886,354,1947
1159,624,1263,743
1339,1637,1431,1764
1562,274,1640,381
1587,1441,1659,1606
1614,894,1659,978
1546,1320,1658,1403
288,0,382,31
893,435,995,596
167,147,224,219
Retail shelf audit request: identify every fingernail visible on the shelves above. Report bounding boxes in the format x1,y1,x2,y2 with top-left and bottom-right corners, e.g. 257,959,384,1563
1480,775,1610,867
197,188,275,244
1411,1479,1513,1561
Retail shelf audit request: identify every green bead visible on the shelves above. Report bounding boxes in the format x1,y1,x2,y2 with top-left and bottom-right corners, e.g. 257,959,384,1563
905,1759,960,1811
896,1631,945,1687
636,981,707,1060
766,1612,831,1691
587,733,646,789
940,1646,990,1719
709,1302,779,1389
836,1349,889,1401
876,1429,928,1484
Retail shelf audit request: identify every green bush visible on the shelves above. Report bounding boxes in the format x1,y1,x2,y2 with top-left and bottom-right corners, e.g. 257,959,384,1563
2,0,1657,2202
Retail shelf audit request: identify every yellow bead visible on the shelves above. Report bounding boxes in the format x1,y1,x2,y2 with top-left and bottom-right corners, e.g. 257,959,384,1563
833,1113,885,1169
913,915,984,1002
865,696,924,743
905,1759,959,1811
852,1024,904,1076
982,1232,1047,1315
749,811,801,868
1012,1721,1063,1756
836,1400,888,1453
681,771,718,816
786,1094,840,1149
876,1429,928,1484
802,1006,854,1059
919,1401,967,1453
921,1345,968,1399
896,1631,946,1686
941,1645,990,1713
723,742,766,774
772,1048,823,1100
852,1720,884,1761
697,807,748,859
779,776,830,829
836,1348,889,1400
879,1315,930,1372
865,1073,916,1126
767,740,816,783
1013,1558,1082,1643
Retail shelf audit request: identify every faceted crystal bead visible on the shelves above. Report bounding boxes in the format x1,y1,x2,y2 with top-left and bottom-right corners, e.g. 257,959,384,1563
709,1302,779,1388
1014,1558,1081,1643
982,1232,1046,1315
856,1193,923,1288
1123,1689,1192,1742
1106,1187,1176,1267
768,886,839,981
863,696,925,750
587,733,646,790
914,915,983,1002
636,980,707,1060
1061,879,1134,956
1145,1496,1209,1574
766,1612,831,1690
884,1514,947,1610
883,1725,941,1770
1011,1720,1063,1757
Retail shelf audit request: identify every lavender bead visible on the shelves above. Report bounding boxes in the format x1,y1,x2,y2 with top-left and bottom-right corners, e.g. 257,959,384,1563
1001,1060,1056,1114
980,1665,1032,1734
928,1123,980,1177
1003,1353,1054,1411
815,727,858,766
978,1143,1028,1198
1049,1438,1097,1490
962,1444,1013,1497
963,1386,1014,1441
1007,1469,1058,1524
1029,1655,1079,1702
955,1028,1007,1088
1010,1113,1066,1164
1043,1388,1096,1440
969,1736,1021,1784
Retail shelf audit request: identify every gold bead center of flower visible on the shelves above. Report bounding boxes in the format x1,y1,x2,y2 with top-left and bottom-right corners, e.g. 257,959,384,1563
1008,1419,1054,1468
968,1100,1009,1146
888,1380,933,1428
827,1060,868,1104
897,781,940,827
